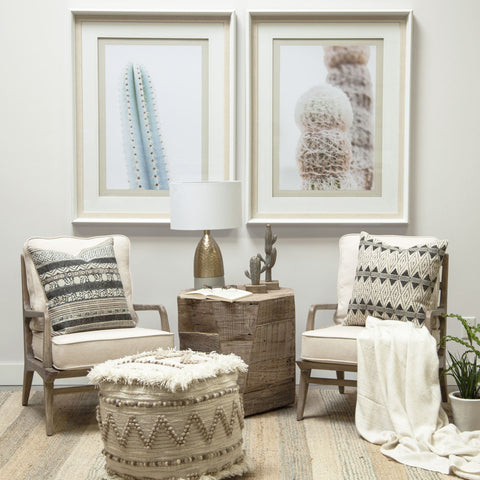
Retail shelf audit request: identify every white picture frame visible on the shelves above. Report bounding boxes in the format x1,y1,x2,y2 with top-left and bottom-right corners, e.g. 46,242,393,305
73,11,235,223
247,10,412,224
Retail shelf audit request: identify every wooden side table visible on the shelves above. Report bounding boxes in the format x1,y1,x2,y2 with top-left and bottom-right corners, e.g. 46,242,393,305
177,287,295,416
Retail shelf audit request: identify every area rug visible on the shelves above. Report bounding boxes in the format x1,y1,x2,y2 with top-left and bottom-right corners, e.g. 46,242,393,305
0,388,451,479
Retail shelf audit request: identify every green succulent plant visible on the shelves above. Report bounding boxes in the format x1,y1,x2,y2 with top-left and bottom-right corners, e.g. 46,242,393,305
441,314,480,399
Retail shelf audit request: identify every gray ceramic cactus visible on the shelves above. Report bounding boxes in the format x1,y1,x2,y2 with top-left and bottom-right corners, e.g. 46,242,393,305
245,255,266,285
258,224,277,282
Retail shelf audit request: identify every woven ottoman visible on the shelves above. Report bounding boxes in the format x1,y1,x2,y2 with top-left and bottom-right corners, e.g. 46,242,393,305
88,348,250,480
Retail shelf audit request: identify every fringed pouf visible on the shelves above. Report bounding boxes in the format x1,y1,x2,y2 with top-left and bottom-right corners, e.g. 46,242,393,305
88,349,250,480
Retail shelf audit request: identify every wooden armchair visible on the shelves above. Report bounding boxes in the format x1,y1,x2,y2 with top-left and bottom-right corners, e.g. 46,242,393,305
296,233,449,420
22,235,174,435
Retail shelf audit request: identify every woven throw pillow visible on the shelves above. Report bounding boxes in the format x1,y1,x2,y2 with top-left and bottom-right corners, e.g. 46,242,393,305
28,239,135,335
344,232,448,326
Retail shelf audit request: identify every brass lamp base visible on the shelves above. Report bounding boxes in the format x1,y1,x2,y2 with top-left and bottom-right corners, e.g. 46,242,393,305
193,230,225,289
194,275,225,289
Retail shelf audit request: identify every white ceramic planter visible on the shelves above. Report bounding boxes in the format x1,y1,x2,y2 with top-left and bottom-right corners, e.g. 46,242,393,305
449,391,480,431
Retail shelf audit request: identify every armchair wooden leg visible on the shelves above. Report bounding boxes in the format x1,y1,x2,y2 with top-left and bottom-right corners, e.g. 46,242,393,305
297,367,311,421
439,369,448,403
44,380,54,436
22,369,34,406
336,371,345,394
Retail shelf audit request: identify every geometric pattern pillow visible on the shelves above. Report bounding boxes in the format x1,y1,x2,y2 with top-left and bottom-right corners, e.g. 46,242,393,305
344,232,448,326
27,239,135,335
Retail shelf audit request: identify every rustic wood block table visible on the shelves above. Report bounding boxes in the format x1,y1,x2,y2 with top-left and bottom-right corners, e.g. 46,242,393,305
177,287,295,416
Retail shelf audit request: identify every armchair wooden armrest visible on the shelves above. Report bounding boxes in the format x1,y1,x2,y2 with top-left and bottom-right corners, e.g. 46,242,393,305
133,304,170,333
424,308,447,334
306,303,338,331
23,308,45,318
22,307,53,368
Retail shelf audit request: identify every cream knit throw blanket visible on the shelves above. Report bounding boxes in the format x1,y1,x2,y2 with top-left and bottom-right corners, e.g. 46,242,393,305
356,317,480,479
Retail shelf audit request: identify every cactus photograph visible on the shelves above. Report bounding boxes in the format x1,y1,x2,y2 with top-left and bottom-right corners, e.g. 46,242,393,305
275,42,378,193
76,16,233,220
250,14,410,222
101,40,206,193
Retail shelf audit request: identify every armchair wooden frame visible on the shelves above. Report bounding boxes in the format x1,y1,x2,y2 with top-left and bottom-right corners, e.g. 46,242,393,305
21,255,171,435
296,254,449,421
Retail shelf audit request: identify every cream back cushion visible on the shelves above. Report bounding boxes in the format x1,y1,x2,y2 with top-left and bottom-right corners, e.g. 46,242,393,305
336,233,440,323
23,235,138,328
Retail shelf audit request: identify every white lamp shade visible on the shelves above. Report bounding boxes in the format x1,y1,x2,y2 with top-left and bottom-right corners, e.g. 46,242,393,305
169,181,242,230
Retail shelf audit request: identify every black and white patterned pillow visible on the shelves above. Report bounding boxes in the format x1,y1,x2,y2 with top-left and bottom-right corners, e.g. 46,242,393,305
344,232,448,326
28,239,135,335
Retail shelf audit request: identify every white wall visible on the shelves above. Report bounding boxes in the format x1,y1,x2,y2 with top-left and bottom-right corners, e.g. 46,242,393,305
0,0,479,384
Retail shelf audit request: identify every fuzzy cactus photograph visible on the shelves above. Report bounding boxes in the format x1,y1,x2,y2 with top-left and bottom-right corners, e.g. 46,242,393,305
276,42,377,192
101,41,205,192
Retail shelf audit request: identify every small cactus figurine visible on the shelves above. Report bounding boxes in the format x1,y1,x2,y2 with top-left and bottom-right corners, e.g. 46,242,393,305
244,255,267,293
245,255,265,285
258,224,280,289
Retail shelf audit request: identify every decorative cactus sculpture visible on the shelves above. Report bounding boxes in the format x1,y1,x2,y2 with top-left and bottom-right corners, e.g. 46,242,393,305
245,255,266,285
121,63,169,190
258,224,277,282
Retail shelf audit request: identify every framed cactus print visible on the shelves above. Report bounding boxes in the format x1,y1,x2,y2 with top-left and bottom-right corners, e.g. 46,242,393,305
247,11,412,224
73,11,235,223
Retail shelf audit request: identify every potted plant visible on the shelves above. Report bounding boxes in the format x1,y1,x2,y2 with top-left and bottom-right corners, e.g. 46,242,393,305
441,314,480,431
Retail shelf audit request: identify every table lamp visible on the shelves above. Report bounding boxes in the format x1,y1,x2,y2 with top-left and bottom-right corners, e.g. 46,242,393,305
169,181,242,289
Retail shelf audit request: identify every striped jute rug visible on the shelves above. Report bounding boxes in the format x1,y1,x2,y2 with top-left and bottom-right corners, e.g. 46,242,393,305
0,388,450,479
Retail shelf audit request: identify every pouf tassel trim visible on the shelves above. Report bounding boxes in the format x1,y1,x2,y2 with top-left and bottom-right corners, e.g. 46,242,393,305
88,348,248,392
104,456,251,480
102,438,244,467
99,386,240,408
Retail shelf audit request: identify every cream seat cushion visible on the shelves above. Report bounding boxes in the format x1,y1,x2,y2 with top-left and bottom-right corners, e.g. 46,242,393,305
301,324,364,364
32,328,174,370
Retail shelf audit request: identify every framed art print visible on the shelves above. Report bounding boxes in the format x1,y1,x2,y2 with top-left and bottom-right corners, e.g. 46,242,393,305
247,11,412,223
73,11,235,223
